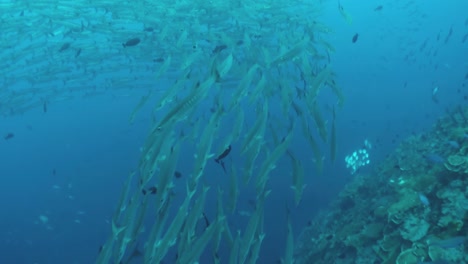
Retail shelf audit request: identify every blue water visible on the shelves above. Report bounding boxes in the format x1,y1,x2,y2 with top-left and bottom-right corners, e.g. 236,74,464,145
1,0,467,263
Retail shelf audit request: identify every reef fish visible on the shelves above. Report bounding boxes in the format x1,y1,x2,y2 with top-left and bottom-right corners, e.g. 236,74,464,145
428,236,466,249
418,193,430,206
423,153,445,164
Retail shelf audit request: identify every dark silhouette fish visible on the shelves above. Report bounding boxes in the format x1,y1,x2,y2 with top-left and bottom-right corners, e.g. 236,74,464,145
215,145,231,163
4,133,14,140
215,145,232,173
59,42,70,52
75,48,82,58
374,5,383,11
212,44,227,54
141,186,158,195
174,171,182,179
123,38,141,47
352,33,359,43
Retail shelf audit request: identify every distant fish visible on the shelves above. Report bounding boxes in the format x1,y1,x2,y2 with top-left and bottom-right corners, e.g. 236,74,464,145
4,133,14,140
174,171,182,179
212,44,227,54
431,86,439,103
148,186,157,194
141,186,157,195
202,212,210,228
418,193,430,206
374,5,383,11
75,48,82,58
215,145,232,173
462,33,468,44
215,145,232,163
123,38,141,47
352,33,359,43
59,42,71,52
447,140,460,149
424,153,445,164
428,236,466,249
418,261,457,264
444,26,453,44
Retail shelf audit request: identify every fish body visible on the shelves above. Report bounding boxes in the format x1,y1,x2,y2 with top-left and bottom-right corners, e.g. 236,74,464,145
424,153,445,164
174,171,182,178
212,44,227,54
428,236,466,249
59,42,70,52
447,140,459,149
418,193,430,206
352,33,359,43
215,145,232,163
432,86,439,103
123,38,140,47
4,133,14,140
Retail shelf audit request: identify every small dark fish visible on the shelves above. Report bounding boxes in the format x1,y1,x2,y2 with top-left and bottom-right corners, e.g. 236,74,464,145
59,42,70,52
123,38,141,47
148,186,157,194
43,101,47,113
52,169,56,176
174,171,182,179
153,57,164,63
462,33,468,44
144,27,154,32
215,145,231,174
75,48,82,58
202,212,210,228
352,33,359,43
374,5,383,11
444,26,453,44
141,189,147,195
215,145,232,163
212,44,227,54
4,133,14,140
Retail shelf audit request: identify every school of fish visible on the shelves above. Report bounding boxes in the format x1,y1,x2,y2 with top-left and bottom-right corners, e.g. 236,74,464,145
0,0,345,263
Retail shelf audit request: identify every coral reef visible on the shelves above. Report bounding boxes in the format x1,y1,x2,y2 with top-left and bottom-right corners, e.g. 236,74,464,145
295,106,468,264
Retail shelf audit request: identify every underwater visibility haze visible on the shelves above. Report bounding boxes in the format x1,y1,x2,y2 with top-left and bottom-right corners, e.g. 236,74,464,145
0,0,467,263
